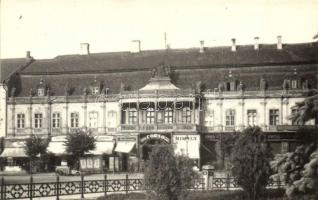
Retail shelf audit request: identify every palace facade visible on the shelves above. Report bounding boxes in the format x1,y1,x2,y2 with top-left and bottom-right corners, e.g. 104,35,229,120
1,38,317,172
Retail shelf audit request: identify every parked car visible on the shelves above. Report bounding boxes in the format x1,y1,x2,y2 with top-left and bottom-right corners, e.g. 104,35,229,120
55,166,81,176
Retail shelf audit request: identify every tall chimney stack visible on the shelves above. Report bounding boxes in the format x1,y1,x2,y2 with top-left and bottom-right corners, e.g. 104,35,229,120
130,40,141,53
231,38,236,52
26,51,31,59
80,43,90,55
277,35,282,50
254,37,259,50
199,40,204,53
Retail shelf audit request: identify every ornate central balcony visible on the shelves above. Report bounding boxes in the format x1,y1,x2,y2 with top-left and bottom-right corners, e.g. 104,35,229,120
120,123,198,132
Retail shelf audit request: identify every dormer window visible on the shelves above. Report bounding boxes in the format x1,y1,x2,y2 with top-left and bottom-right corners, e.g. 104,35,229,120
38,88,45,96
291,79,298,89
92,87,99,95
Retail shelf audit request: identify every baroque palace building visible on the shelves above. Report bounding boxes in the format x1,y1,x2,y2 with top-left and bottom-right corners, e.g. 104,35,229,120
0,37,317,172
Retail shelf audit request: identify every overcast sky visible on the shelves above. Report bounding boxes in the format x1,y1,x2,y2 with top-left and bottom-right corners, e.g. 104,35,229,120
1,0,318,59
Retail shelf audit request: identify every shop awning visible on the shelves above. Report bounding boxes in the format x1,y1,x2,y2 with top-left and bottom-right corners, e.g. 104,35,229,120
114,141,136,153
87,141,115,155
47,142,67,155
0,148,28,158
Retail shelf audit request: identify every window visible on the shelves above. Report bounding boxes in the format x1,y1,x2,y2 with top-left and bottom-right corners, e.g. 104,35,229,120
291,109,301,125
204,109,214,127
128,108,137,124
225,109,235,126
88,112,98,128
70,113,79,128
291,80,298,89
247,110,257,126
34,113,43,129
17,114,25,129
269,109,279,125
146,108,155,124
38,88,45,96
164,107,173,124
92,87,99,95
182,107,192,123
52,113,61,128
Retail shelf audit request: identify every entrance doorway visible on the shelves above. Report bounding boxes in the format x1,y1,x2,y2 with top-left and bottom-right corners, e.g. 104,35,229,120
141,139,170,160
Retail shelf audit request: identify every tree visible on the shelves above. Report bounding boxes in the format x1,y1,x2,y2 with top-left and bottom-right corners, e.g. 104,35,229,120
24,135,48,172
144,145,197,200
231,127,272,200
220,132,238,170
270,128,317,198
289,89,318,125
64,129,96,170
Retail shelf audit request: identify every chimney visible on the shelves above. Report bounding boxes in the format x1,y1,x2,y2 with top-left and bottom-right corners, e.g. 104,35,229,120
277,35,282,50
26,51,31,59
199,40,205,53
254,37,259,50
80,43,90,55
130,40,141,53
231,38,236,52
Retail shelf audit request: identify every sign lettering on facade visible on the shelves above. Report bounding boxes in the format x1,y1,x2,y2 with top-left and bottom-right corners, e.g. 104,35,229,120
140,133,170,144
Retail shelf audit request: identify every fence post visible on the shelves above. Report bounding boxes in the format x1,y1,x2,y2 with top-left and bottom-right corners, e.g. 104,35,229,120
104,174,107,197
1,177,4,200
56,175,60,200
125,174,129,195
30,175,33,200
81,174,84,199
226,174,230,191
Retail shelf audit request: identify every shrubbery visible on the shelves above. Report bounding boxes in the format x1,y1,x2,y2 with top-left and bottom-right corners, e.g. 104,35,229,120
231,127,272,200
144,145,197,200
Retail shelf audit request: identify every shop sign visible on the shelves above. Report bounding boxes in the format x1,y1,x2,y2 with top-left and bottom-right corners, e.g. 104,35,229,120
266,133,295,141
204,134,220,141
118,136,137,142
140,133,170,144
96,136,114,141
51,136,67,142
174,135,199,141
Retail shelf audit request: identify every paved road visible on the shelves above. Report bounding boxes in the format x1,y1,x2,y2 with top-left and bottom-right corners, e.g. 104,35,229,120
1,172,144,184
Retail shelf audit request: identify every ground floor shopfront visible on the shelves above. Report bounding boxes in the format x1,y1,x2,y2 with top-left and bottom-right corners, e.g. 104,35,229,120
0,131,300,173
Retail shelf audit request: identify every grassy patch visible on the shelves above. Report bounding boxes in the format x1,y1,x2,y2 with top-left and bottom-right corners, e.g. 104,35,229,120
96,189,296,200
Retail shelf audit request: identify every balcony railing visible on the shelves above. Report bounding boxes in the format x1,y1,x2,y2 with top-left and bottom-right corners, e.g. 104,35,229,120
120,123,198,132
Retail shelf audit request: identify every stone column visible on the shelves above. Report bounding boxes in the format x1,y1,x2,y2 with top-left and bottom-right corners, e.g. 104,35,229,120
217,99,223,131
28,102,33,135
10,104,16,137
83,102,87,128
192,100,195,124
102,101,106,134
261,99,267,130
64,100,69,134
239,99,245,130
173,98,177,124
283,98,289,124
280,98,284,125
46,102,51,137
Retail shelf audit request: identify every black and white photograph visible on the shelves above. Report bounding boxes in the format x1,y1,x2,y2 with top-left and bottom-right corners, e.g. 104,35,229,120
0,0,317,199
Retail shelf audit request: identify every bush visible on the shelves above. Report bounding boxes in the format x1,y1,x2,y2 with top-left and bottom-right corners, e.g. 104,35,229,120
231,127,272,200
144,145,197,200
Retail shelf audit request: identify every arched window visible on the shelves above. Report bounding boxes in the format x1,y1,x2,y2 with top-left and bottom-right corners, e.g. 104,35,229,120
88,112,98,128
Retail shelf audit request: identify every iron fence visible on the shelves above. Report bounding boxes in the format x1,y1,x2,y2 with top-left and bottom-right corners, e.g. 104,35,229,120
0,174,205,200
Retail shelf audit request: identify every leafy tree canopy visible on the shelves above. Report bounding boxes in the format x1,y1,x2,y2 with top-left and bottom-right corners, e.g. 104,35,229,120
231,126,272,200
64,129,96,159
24,135,48,159
144,145,198,200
